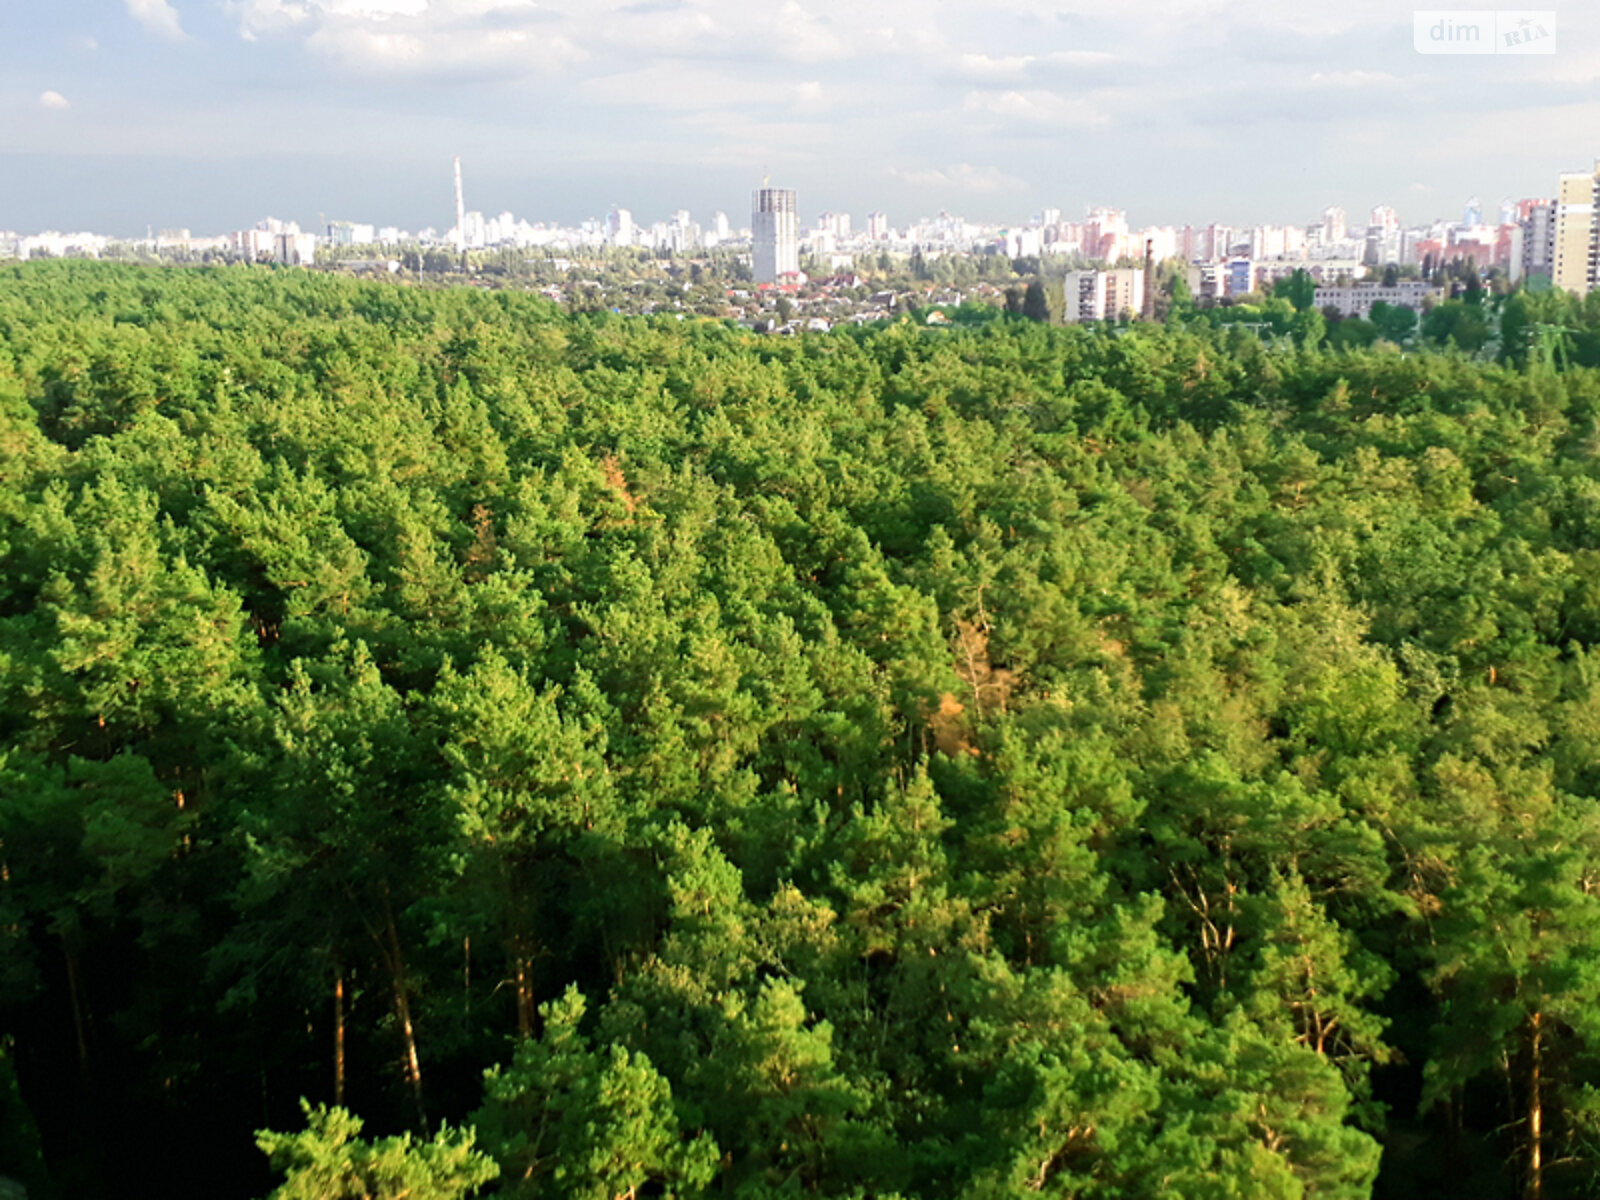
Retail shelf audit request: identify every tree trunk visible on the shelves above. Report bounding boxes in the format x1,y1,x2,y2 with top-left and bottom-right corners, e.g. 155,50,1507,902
380,883,427,1132
334,967,346,1107
1527,1010,1544,1200
514,939,535,1040
62,937,89,1074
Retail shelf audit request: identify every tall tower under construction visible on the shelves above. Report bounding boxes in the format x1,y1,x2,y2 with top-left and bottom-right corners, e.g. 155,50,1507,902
752,186,798,284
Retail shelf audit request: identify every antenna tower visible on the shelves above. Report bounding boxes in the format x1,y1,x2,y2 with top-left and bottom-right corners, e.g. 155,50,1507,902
454,156,467,254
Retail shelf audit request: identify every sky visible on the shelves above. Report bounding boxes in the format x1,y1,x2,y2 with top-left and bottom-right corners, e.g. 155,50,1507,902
0,0,1595,236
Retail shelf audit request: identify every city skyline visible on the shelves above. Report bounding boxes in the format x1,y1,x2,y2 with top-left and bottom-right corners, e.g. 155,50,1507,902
0,162,1569,250
3,1,1600,235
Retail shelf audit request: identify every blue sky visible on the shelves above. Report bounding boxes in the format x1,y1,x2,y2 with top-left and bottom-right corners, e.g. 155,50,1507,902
1,0,1595,236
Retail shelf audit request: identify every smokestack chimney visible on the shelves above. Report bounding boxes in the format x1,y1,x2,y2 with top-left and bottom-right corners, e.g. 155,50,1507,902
1141,238,1156,320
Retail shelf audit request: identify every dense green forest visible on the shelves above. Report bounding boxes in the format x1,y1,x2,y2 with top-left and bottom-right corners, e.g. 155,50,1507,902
7,262,1600,1199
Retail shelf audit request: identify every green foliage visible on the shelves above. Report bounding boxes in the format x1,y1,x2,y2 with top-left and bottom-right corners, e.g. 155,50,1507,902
257,1102,498,1200
8,261,1600,1198
1421,299,1491,353
473,987,718,1200
1273,268,1317,314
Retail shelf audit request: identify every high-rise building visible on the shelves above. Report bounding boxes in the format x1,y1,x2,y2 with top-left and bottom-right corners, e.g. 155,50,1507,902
232,228,276,261
606,206,634,247
666,210,701,253
326,221,376,247
1140,226,1177,261
1061,268,1144,322
752,186,799,283
1198,224,1235,262
814,211,851,240
1322,206,1347,243
867,211,889,242
1084,206,1129,261
274,231,317,267
1463,196,1483,227
1552,166,1599,294
1517,199,1554,286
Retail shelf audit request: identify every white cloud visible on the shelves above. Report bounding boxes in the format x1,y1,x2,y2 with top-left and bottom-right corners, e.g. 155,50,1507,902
596,6,720,55
306,20,585,74
226,0,312,40
889,162,1029,194
957,53,1035,81
962,88,1110,127
37,91,71,110
575,61,808,110
1044,50,1116,66
233,0,586,75
306,26,426,67
1307,70,1400,88
774,2,845,62
320,0,429,16
124,0,188,40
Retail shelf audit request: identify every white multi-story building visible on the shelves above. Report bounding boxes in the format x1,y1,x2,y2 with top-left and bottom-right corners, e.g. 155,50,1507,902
752,186,799,283
232,228,277,261
1313,281,1439,317
664,210,701,253
1061,268,1144,322
1192,224,1235,262
1063,270,1107,322
1194,262,1229,305
1084,206,1130,261
1139,226,1177,262
606,206,635,247
867,211,889,242
816,211,851,240
326,221,376,247
275,232,317,267
12,231,109,259
1322,206,1347,244
1246,225,1307,261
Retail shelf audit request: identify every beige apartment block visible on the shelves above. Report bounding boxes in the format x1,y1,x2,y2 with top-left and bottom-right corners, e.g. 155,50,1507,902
1551,167,1597,294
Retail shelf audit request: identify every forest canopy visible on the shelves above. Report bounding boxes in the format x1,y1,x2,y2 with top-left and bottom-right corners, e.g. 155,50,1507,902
5,261,1600,1199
